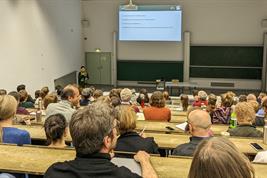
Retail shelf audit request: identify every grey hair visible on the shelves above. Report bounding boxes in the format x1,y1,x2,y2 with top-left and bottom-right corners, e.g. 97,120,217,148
69,100,116,155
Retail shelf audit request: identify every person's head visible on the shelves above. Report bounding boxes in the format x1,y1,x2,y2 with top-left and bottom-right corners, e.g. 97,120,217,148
40,87,49,99
35,90,41,99
198,91,207,101
261,98,267,116
110,96,121,107
8,91,20,104
61,85,80,107
188,137,255,178
43,94,58,109
235,102,255,125
0,95,17,121
80,66,86,72
109,89,120,98
247,93,256,102
187,109,211,137
163,91,170,101
0,95,17,142
150,91,165,108
238,95,247,102
137,88,149,104
0,89,7,95
180,94,189,111
248,100,259,113
221,93,234,107
44,114,68,146
192,89,199,101
207,94,217,112
93,89,103,99
120,88,132,102
81,88,92,99
19,89,28,102
70,101,118,155
16,84,25,92
115,105,136,135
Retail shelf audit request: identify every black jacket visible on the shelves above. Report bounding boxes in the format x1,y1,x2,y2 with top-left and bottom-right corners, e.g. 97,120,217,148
172,136,210,156
115,132,159,154
44,153,141,178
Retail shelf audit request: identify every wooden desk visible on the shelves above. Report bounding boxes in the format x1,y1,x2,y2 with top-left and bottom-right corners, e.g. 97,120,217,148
0,144,265,178
136,121,264,135
13,125,266,155
144,133,267,154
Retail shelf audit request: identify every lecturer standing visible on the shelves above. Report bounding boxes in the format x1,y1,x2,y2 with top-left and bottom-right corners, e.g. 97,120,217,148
78,66,89,88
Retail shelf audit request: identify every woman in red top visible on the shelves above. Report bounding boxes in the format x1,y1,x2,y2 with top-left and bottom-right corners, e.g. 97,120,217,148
143,91,171,122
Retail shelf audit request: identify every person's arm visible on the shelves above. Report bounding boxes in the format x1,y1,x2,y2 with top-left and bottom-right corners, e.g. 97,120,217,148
134,151,158,178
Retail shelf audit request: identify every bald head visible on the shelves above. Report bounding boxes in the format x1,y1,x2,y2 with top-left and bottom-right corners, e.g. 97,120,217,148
188,110,212,130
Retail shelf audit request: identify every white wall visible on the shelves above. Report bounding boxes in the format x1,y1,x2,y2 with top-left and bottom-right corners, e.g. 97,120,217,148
0,0,83,95
82,0,267,60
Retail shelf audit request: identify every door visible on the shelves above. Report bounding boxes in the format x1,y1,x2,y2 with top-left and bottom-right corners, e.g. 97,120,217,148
85,52,111,85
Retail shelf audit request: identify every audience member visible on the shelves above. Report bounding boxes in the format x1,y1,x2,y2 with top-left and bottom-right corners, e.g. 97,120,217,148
44,114,68,148
34,90,41,100
46,85,80,122
206,94,217,115
228,102,263,137
172,109,211,156
257,92,266,104
143,91,171,122
238,94,247,102
188,137,255,178
80,88,91,106
16,84,35,103
43,93,58,109
120,88,139,112
247,93,257,102
44,101,158,178
163,91,171,105
18,90,34,108
115,105,159,154
136,88,149,106
93,89,103,100
211,92,233,124
0,89,7,95
180,94,189,111
8,91,29,115
0,95,31,145
192,90,208,107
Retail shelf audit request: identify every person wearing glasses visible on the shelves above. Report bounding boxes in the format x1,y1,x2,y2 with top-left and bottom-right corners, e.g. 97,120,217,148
172,109,212,156
45,100,158,178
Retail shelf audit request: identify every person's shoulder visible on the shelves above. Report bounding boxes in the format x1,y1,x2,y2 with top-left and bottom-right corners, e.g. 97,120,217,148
172,143,192,156
44,161,70,178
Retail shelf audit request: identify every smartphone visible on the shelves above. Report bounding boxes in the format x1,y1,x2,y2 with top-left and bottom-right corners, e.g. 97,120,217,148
166,126,175,131
250,143,264,151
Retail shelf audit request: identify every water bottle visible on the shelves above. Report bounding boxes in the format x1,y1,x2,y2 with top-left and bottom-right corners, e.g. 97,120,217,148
229,112,237,129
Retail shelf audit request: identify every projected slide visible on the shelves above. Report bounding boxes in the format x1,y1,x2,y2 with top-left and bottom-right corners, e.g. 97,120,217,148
119,7,182,41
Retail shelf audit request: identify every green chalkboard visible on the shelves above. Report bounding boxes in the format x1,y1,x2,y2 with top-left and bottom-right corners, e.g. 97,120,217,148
117,60,184,82
190,46,263,79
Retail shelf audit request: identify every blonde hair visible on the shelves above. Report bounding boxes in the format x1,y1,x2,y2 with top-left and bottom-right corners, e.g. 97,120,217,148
235,102,255,123
188,137,255,178
248,100,259,113
0,95,17,142
115,105,137,135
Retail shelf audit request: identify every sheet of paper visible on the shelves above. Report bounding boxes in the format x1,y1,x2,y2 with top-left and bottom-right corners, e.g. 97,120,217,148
176,122,187,131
